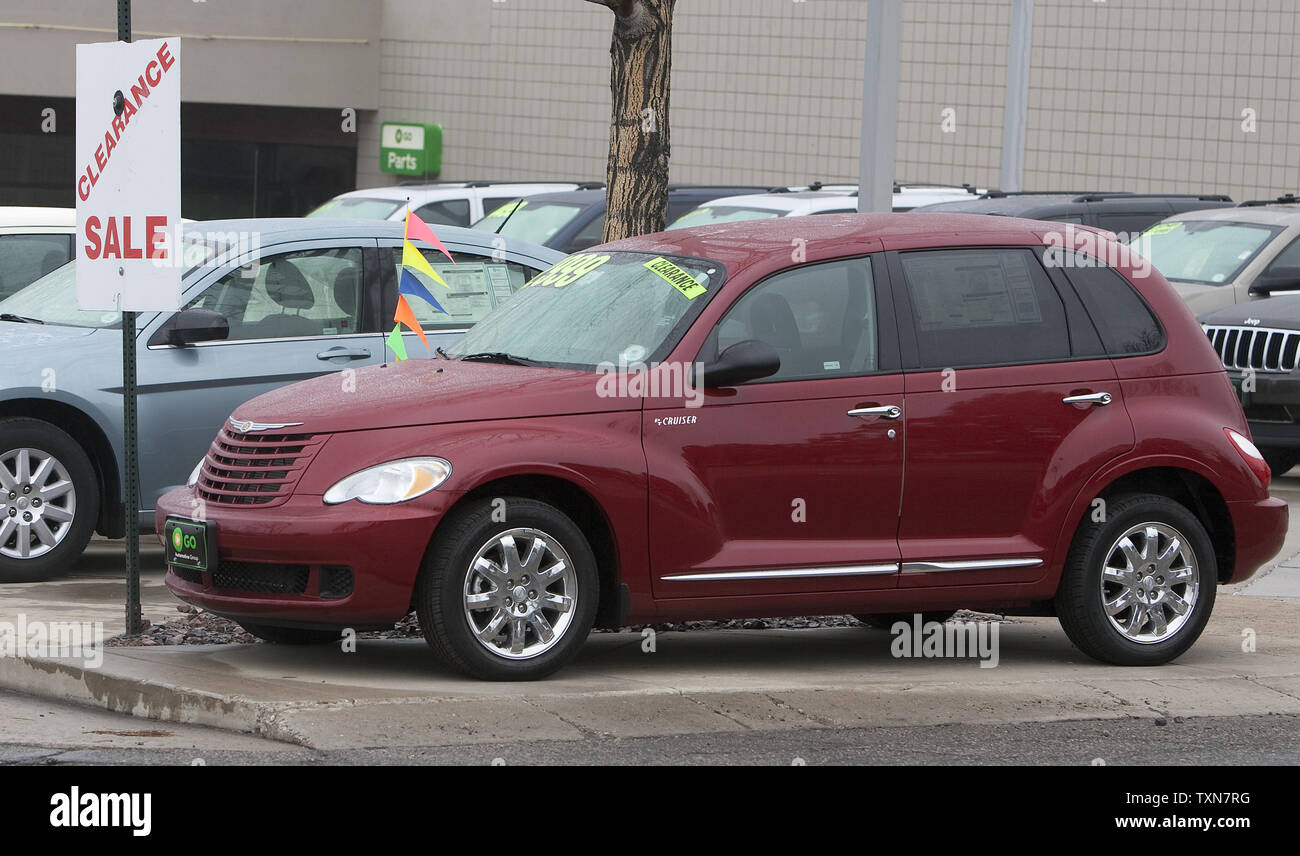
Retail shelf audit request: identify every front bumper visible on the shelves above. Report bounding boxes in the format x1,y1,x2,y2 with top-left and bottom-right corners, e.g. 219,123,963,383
156,486,457,629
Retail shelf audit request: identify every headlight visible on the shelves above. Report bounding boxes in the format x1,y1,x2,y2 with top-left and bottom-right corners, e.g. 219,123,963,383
323,457,452,505
187,459,204,488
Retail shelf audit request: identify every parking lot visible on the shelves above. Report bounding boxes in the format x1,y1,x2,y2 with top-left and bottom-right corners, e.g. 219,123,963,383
1,475,1297,763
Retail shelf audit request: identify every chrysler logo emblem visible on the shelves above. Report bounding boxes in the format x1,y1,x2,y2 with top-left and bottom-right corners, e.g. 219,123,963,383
228,417,303,434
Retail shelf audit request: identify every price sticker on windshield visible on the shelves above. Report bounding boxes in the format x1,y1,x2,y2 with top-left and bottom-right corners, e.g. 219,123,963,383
1143,222,1181,236
527,253,610,288
645,256,707,299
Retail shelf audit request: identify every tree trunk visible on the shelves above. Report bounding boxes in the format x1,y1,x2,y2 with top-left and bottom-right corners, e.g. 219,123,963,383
586,0,675,243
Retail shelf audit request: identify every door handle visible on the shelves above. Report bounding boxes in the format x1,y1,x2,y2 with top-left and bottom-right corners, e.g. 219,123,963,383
316,347,372,361
847,404,902,420
1062,392,1112,406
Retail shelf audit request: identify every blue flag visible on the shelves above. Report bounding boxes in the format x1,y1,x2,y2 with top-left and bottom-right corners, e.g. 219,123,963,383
399,268,447,315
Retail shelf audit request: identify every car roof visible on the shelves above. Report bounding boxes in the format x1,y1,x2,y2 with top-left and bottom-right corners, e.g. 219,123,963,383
183,218,563,261
689,191,857,213
1169,205,1300,226
602,212,1052,271
915,193,1234,217
331,182,583,203
0,207,77,228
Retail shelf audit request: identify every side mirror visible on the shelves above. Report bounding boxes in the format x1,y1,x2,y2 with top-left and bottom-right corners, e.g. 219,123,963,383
1249,266,1300,296
701,339,780,388
150,308,229,347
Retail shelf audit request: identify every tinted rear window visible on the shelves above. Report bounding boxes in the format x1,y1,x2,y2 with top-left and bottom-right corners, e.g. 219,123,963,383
1062,259,1165,355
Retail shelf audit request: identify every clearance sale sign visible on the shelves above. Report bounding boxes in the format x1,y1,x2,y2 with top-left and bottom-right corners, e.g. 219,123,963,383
75,38,182,312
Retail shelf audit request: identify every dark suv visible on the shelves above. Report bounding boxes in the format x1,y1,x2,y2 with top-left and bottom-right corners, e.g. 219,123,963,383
914,192,1235,236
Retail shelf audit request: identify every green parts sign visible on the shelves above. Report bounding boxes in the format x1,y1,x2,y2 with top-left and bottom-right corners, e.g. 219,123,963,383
380,122,442,177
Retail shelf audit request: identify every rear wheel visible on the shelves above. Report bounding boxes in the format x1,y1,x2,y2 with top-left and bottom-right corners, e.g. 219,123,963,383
854,611,956,630
1261,448,1297,477
237,622,342,645
0,418,99,582
415,497,598,681
1056,493,1215,666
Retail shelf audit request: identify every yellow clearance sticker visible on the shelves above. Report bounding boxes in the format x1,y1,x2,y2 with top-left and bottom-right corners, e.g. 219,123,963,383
1143,221,1181,236
527,253,610,288
644,256,707,299
485,200,526,219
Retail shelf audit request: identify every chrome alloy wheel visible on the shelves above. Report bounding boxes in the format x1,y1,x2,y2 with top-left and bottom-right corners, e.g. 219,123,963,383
0,448,77,560
1100,521,1200,644
462,528,578,660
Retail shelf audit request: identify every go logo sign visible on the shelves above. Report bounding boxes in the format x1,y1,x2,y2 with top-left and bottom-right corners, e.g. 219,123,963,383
172,527,197,552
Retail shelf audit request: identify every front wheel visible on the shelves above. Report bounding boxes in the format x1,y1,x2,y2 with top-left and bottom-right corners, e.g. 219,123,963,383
1056,493,1216,666
0,418,99,582
415,497,599,681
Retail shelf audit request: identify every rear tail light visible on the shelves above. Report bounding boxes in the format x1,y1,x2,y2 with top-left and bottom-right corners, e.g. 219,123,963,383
1225,427,1271,487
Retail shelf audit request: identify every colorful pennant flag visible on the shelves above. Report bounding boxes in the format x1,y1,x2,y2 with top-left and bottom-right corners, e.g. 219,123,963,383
402,240,448,288
385,324,408,361
405,209,455,263
394,295,429,351
399,267,447,315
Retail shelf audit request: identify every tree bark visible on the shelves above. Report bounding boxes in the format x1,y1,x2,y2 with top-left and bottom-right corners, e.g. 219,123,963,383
585,0,675,243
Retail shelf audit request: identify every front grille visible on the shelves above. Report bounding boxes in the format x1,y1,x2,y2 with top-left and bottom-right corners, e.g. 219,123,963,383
319,565,354,599
196,427,326,507
211,560,309,594
171,565,203,585
1203,325,1300,373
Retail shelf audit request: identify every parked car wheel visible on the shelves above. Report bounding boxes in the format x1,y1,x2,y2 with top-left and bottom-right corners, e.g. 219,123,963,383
415,497,599,681
854,611,956,630
0,418,98,582
1056,494,1216,666
237,622,342,644
1261,449,1297,477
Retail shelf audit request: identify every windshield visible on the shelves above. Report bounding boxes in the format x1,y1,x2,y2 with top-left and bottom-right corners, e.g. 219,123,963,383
448,251,723,369
666,205,782,229
0,261,120,328
471,200,587,244
307,197,404,220
1127,220,1282,285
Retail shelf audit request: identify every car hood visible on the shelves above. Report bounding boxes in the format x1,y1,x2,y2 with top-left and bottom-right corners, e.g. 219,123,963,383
1171,281,1242,316
0,322,100,377
1200,294,1300,330
230,358,637,434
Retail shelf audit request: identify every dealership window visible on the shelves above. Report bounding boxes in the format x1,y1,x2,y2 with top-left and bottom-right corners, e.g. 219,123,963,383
899,248,1071,368
183,247,366,341
706,258,878,382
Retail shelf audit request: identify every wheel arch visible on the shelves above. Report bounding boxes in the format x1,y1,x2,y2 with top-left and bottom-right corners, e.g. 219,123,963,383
438,473,626,630
0,397,122,538
1061,463,1235,585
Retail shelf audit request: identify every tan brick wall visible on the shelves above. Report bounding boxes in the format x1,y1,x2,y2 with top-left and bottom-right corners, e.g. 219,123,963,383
360,0,1300,203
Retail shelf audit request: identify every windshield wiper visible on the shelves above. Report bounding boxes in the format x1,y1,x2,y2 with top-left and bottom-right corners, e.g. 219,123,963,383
434,346,452,360
0,313,44,324
458,351,538,366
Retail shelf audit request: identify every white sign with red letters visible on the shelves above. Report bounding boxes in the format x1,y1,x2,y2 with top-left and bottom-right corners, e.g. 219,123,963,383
75,38,181,311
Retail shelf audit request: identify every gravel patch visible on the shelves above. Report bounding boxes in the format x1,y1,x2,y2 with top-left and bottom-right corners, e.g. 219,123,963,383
107,606,1012,646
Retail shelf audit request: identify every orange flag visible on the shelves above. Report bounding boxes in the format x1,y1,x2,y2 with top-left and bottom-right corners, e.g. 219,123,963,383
405,209,455,263
393,295,429,352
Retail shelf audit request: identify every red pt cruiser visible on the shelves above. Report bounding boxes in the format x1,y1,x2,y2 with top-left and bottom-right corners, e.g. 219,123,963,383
157,214,1287,680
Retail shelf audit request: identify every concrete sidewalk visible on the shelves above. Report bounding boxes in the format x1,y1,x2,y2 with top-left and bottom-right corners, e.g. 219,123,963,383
1,594,1297,750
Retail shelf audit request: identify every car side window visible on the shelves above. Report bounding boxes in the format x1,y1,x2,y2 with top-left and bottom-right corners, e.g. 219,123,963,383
390,247,532,329
0,234,72,299
566,213,607,253
899,248,1072,368
413,199,471,227
1262,236,1300,276
1061,256,1165,356
1096,213,1164,237
184,247,365,341
708,258,878,382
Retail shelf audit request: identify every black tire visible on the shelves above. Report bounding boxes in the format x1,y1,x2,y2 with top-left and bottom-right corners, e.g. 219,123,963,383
415,497,599,681
854,611,956,630
237,622,341,645
1261,449,1297,477
0,418,99,582
1056,493,1216,666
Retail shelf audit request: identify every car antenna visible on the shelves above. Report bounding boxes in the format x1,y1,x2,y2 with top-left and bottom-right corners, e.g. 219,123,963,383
494,199,526,235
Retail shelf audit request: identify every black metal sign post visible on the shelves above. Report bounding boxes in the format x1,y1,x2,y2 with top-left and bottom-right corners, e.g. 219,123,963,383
116,0,144,635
